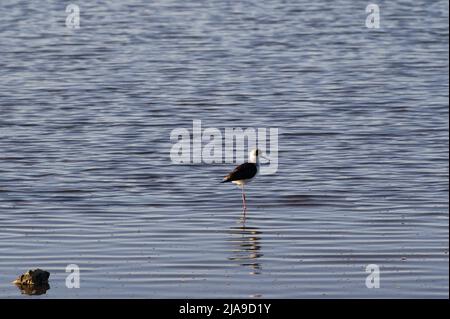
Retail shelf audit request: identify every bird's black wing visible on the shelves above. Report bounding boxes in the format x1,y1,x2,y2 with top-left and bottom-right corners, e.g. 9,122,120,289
222,162,257,182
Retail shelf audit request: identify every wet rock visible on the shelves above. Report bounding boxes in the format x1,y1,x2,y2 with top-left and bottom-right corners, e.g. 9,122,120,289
13,269,50,286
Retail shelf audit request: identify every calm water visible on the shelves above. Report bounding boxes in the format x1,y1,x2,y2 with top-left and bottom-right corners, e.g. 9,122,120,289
0,0,448,298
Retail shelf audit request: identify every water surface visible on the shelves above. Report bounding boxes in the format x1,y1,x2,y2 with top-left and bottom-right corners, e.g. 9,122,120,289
0,0,448,298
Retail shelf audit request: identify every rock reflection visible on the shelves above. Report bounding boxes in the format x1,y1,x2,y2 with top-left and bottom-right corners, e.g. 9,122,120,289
14,283,50,296
228,224,263,275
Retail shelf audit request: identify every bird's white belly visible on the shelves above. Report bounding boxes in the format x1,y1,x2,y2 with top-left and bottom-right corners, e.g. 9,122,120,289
232,179,252,187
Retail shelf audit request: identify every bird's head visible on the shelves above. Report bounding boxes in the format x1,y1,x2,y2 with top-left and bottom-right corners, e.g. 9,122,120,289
249,148,269,163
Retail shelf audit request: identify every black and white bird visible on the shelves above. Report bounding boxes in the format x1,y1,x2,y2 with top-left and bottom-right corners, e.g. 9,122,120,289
221,149,268,212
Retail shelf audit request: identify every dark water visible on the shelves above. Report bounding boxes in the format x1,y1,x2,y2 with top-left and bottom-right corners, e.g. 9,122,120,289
0,0,448,298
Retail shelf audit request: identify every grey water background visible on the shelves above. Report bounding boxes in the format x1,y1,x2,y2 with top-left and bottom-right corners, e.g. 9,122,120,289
0,0,448,298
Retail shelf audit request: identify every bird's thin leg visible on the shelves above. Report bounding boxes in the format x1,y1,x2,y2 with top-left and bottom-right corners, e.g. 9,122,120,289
242,185,247,216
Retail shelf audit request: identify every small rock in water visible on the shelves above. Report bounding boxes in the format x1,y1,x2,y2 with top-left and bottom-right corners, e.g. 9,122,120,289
13,269,50,295
13,269,50,286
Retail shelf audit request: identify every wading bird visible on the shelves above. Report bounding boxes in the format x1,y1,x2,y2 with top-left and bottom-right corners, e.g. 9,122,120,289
221,149,268,214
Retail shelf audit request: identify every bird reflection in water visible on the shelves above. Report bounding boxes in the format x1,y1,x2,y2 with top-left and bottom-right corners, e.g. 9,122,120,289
228,223,263,275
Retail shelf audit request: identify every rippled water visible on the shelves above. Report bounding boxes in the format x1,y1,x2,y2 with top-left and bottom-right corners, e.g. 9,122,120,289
0,0,448,298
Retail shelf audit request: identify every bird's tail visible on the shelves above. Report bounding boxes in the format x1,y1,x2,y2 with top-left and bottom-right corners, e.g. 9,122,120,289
220,177,230,183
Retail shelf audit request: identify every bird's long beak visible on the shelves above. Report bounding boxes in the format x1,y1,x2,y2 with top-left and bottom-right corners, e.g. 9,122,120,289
260,154,270,162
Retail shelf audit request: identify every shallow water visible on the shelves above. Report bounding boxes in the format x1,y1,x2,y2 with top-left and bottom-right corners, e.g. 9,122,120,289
0,0,448,298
